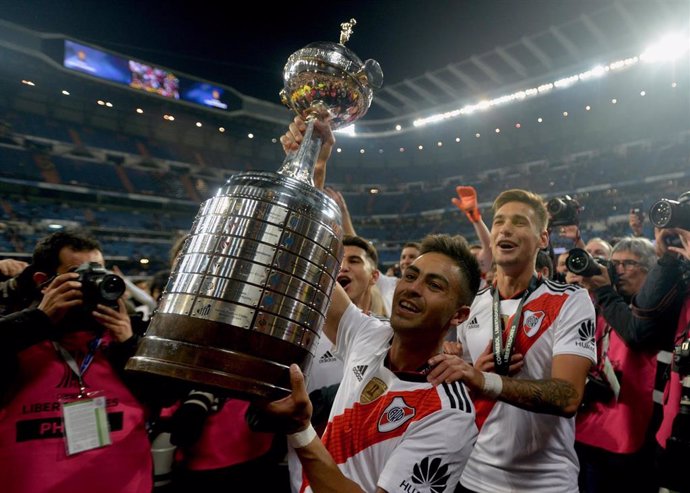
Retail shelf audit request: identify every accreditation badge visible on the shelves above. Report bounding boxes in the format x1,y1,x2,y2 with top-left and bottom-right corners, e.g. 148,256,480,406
60,391,111,455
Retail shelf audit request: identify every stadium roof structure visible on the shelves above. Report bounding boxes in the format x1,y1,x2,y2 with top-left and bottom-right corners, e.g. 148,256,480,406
367,2,688,128
0,1,688,174
1,2,687,129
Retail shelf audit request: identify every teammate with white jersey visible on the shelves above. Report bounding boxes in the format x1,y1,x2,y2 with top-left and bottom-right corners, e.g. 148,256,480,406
427,188,597,493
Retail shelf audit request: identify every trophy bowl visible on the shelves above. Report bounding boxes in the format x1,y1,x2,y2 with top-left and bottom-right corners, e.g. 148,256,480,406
281,19,383,129
126,19,382,402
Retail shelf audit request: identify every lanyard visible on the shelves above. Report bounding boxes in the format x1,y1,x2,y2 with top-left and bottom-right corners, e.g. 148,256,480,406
491,275,540,375
53,337,102,397
600,325,612,365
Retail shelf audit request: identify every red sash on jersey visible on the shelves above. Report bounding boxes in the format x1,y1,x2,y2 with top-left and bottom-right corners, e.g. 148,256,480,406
322,387,441,464
474,292,569,430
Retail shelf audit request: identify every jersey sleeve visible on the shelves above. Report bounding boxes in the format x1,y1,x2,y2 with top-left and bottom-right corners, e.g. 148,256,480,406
456,321,474,364
377,409,477,493
333,304,389,364
553,287,597,364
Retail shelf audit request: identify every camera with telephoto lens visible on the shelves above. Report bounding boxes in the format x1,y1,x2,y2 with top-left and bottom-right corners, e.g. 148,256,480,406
170,390,220,447
547,195,581,227
649,191,690,231
72,262,125,310
659,337,690,491
565,248,617,283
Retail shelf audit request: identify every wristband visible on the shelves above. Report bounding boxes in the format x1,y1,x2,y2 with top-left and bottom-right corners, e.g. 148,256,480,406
287,423,317,449
481,372,503,399
465,208,481,223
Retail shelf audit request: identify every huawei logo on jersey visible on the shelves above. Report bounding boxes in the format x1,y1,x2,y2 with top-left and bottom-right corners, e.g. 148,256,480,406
522,310,545,337
401,456,451,493
378,396,416,433
577,319,596,350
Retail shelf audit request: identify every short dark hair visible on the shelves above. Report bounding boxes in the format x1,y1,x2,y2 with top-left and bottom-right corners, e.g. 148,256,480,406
419,234,480,306
343,235,378,267
492,189,548,231
402,241,421,252
32,229,102,275
536,249,554,278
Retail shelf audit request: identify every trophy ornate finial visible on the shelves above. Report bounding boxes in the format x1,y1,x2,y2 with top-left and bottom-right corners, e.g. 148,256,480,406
339,18,357,45
279,19,383,183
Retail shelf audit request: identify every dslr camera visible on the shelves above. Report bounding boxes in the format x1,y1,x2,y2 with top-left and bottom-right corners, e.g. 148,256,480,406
72,262,126,310
565,248,616,282
649,191,690,231
547,195,581,227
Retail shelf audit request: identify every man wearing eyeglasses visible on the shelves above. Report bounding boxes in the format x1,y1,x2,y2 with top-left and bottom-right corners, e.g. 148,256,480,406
568,236,659,492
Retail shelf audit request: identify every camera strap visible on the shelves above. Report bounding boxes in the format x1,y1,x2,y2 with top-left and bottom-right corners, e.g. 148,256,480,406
491,275,541,375
599,326,621,400
53,337,102,397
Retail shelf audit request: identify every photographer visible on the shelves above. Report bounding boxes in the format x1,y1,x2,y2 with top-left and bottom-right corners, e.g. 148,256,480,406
624,194,690,491
648,226,690,492
571,237,659,492
547,194,586,249
0,229,152,493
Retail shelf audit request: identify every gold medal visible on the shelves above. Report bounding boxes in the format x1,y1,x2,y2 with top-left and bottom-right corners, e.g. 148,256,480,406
360,377,388,404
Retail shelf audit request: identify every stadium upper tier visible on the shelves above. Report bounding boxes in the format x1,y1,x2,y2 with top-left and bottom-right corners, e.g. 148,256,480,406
0,5,688,268
1,106,688,267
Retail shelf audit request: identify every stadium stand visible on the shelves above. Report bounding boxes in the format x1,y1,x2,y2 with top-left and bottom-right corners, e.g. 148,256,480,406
0,6,688,272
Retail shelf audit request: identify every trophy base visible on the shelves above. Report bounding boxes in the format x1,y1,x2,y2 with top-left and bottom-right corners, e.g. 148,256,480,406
125,313,314,402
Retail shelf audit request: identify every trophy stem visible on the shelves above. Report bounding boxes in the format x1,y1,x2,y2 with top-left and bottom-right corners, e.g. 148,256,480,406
277,117,322,186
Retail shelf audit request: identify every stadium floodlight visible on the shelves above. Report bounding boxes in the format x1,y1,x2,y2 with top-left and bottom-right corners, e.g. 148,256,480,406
335,124,356,137
411,31,689,129
641,33,690,63
578,65,607,81
554,75,579,88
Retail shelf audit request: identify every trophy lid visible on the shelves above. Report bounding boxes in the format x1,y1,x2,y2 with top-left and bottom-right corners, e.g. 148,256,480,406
280,20,383,129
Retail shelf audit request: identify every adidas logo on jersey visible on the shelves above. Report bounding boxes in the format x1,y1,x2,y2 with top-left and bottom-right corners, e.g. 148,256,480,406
352,364,368,381
318,351,337,364
467,316,479,329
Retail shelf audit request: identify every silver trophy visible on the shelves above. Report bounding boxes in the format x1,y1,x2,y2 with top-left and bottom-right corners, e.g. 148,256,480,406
126,19,383,400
